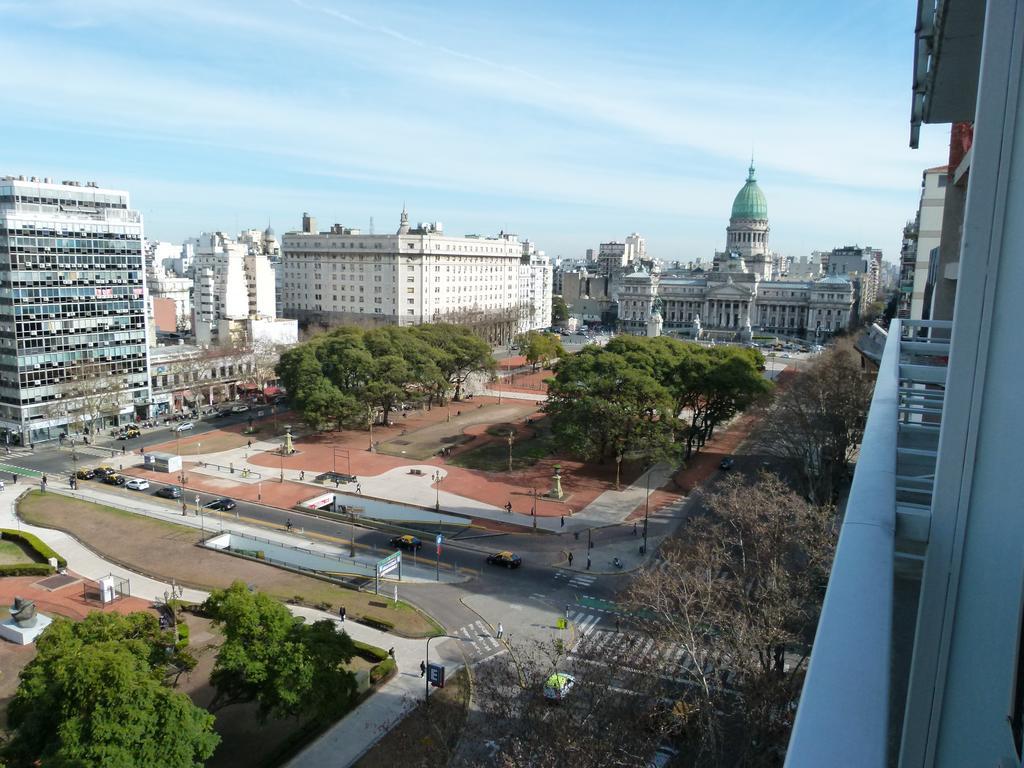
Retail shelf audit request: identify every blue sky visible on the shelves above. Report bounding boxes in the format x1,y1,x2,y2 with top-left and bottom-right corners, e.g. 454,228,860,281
1,0,950,264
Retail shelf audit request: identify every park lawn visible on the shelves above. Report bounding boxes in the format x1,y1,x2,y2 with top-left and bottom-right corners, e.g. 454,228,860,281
354,668,470,768
18,492,441,637
155,431,251,455
449,431,557,472
0,539,39,566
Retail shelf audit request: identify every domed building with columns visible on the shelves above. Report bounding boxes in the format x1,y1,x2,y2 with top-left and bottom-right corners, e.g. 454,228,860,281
617,162,854,340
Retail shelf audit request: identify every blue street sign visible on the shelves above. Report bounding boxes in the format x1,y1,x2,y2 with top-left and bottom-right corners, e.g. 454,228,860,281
427,663,446,688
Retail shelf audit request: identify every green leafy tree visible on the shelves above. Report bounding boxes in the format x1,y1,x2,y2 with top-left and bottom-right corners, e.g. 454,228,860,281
551,295,570,323
413,324,495,401
545,346,675,462
204,582,358,722
517,330,565,371
6,613,218,768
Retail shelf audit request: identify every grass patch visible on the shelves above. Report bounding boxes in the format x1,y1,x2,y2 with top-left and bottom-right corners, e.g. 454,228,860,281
0,539,38,566
18,491,441,637
450,431,557,472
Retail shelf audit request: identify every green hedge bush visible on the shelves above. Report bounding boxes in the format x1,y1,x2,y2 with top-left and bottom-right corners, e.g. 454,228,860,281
352,639,389,662
355,615,394,632
0,529,67,568
0,563,54,577
370,657,396,684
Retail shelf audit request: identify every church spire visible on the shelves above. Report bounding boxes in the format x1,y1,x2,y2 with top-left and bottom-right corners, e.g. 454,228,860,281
747,156,757,182
397,203,410,235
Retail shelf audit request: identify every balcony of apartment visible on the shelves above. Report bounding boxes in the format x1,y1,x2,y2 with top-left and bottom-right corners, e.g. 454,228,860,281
786,317,950,767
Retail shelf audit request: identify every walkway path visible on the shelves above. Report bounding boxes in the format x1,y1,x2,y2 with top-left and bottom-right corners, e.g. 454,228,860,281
0,485,467,768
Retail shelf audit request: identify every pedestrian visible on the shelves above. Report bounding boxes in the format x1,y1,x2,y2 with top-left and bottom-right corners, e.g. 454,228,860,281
560,515,564,528
286,518,293,531
505,501,512,514
356,483,362,494
496,622,503,639
339,606,346,622
29,442,33,452
615,617,621,633
11,473,15,484
388,647,395,660
121,445,126,455
420,660,426,677
567,552,574,567
586,554,591,570
633,522,638,536
565,604,570,621
300,470,305,480
247,439,252,449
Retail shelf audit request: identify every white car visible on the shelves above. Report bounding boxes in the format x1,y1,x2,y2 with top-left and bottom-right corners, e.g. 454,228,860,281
125,478,150,491
175,422,194,432
230,404,250,413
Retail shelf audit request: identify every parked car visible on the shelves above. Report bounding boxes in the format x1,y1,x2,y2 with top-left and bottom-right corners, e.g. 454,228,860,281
125,478,150,491
390,535,422,551
204,497,236,511
486,551,522,569
93,466,116,478
543,673,575,702
175,422,194,432
154,485,182,499
118,427,140,440
719,456,735,470
214,409,231,418
230,404,250,413
102,474,127,486
75,468,96,480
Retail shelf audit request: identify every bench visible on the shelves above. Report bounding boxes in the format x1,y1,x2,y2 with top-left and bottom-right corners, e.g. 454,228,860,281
408,468,425,476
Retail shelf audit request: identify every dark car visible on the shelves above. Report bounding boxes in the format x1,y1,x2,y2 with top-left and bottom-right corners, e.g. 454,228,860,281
154,485,182,499
719,456,735,470
93,466,117,478
75,468,96,480
486,551,522,569
214,409,231,418
390,535,422,551
117,427,141,440
102,474,127,486
204,497,237,511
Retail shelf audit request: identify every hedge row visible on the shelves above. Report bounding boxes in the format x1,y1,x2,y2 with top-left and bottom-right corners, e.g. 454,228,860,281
0,563,54,577
352,639,389,663
355,615,394,632
370,657,396,685
0,529,67,568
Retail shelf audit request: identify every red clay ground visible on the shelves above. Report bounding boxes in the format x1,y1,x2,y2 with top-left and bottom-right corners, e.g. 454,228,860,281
123,365,796,527
0,573,156,621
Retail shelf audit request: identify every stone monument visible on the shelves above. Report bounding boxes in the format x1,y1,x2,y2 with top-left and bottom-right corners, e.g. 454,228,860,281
0,595,51,645
548,465,565,500
10,597,36,628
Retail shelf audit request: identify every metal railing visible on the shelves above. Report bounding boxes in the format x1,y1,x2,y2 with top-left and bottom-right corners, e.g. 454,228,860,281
786,319,950,767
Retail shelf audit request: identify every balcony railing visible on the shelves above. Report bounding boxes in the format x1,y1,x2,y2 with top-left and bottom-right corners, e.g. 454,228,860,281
786,318,949,767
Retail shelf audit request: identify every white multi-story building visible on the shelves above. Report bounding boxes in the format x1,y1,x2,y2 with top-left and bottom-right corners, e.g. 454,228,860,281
191,231,286,347
909,165,948,319
0,176,152,444
280,209,551,344
518,242,553,332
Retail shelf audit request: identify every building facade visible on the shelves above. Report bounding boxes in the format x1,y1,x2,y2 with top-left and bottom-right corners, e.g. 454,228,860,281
908,166,948,319
280,210,551,344
0,176,151,444
617,164,855,340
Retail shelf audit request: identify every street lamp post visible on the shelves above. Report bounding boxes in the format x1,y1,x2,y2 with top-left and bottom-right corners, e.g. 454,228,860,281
367,407,374,451
507,430,514,473
615,453,623,490
642,465,654,555
433,470,442,512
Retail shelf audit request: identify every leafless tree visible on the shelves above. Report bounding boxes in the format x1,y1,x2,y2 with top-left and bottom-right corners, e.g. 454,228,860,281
756,338,874,504
625,473,837,766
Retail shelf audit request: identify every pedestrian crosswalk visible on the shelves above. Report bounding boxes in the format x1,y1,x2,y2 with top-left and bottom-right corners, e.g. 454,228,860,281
566,611,737,687
554,570,597,588
453,620,505,661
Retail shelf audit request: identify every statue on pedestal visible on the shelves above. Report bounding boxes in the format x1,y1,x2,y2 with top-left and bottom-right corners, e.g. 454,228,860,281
10,597,37,628
548,465,565,500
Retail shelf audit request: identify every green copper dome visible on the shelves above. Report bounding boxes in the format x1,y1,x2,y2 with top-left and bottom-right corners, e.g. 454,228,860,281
730,162,768,220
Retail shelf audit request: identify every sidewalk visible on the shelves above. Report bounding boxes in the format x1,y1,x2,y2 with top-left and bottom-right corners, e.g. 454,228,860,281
0,486,465,768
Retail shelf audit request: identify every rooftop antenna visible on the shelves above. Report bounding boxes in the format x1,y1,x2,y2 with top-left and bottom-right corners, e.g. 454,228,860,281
369,216,374,235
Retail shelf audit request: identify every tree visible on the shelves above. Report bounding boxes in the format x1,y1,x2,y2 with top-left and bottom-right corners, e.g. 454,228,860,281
624,473,836,765
757,339,873,503
516,330,565,371
204,582,358,722
6,613,218,768
545,345,676,463
413,324,495,401
551,295,570,323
